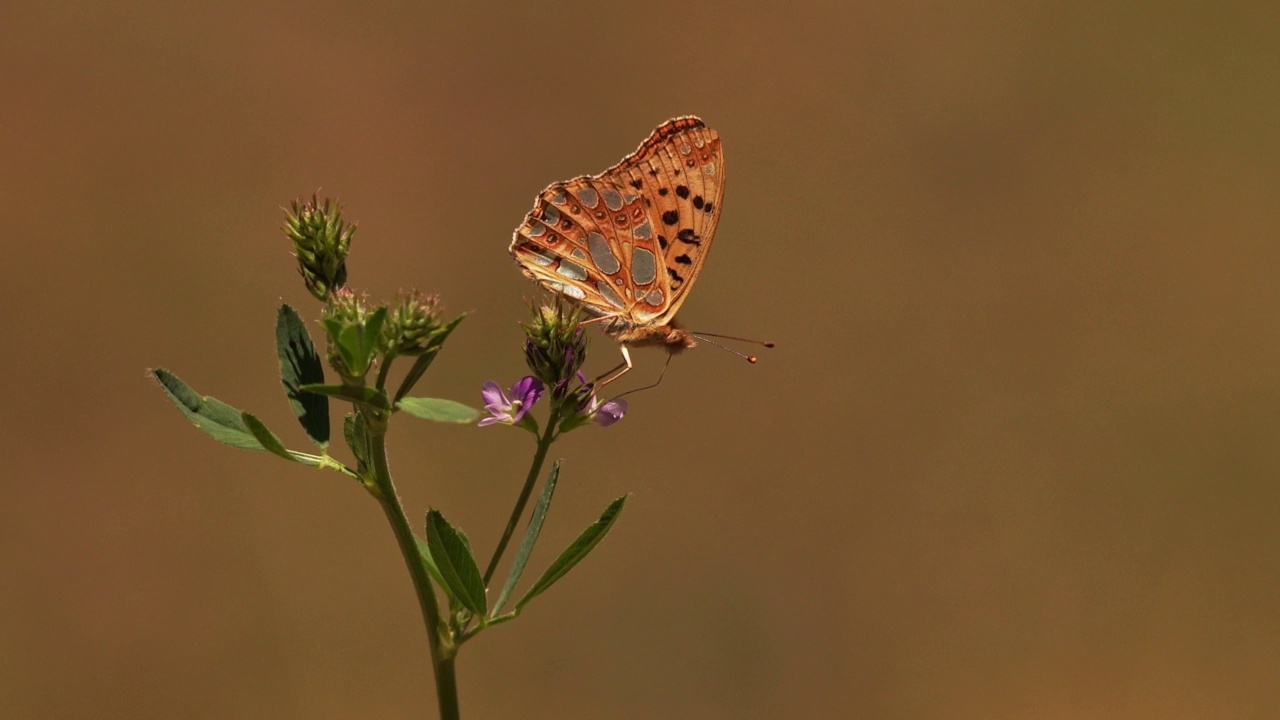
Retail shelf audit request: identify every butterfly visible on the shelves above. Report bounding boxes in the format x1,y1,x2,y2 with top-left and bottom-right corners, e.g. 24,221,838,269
511,116,745,380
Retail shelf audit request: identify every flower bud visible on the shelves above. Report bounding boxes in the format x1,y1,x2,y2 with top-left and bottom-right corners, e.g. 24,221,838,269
521,300,588,388
382,290,444,356
283,194,355,302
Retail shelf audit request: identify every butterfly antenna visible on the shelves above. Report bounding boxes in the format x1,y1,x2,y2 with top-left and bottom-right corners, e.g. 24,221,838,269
691,333,776,364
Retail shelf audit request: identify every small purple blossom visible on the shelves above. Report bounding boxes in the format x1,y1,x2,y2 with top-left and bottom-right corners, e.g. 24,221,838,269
589,396,628,427
479,376,544,427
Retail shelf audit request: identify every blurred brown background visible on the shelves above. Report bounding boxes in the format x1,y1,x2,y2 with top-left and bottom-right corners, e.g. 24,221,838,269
3,2,1278,718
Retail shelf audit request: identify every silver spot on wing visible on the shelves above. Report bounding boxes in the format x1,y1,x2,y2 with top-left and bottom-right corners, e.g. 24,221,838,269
705,162,716,175
632,220,652,239
542,205,560,225
547,281,585,300
601,188,623,211
588,231,621,274
521,246,555,267
597,281,626,309
550,187,567,205
577,186,599,208
645,288,665,306
526,219,546,237
630,247,657,285
556,260,588,281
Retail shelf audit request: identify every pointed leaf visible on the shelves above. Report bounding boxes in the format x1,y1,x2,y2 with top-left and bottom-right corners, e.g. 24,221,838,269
413,535,454,604
397,397,481,424
298,384,392,411
516,495,627,611
394,313,467,402
493,461,560,616
426,510,487,616
361,306,388,354
276,304,329,449
343,413,371,472
150,368,265,450
241,412,297,463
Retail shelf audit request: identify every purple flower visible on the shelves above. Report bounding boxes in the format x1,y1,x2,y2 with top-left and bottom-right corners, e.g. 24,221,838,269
479,376,544,427
589,396,627,427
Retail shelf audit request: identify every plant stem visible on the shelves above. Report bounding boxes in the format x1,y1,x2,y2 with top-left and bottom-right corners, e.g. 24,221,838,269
366,410,461,720
482,413,559,585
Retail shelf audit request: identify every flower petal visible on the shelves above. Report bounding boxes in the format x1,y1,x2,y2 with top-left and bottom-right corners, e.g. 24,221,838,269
592,398,627,427
480,381,507,408
512,375,545,405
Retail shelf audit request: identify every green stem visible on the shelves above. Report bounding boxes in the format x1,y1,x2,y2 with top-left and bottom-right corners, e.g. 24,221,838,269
366,410,461,720
482,412,559,586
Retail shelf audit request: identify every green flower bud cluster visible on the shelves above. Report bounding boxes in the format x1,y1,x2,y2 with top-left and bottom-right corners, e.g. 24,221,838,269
284,194,354,302
521,300,588,389
382,290,445,356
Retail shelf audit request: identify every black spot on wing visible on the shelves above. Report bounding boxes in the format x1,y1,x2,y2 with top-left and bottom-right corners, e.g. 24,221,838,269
674,254,692,265
662,210,679,226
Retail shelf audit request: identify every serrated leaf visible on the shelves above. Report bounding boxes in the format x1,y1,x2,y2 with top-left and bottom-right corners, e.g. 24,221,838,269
241,412,298,463
493,461,560,616
394,313,467,403
516,495,627,611
150,368,265,451
276,304,329,449
426,509,487,616
298,384,391,411
397,397,480,424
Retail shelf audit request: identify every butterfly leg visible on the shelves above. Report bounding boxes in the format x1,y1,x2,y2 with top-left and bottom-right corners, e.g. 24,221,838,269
594,345,633,390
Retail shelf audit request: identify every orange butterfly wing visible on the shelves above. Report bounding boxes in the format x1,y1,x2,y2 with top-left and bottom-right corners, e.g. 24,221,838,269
511,116,724,327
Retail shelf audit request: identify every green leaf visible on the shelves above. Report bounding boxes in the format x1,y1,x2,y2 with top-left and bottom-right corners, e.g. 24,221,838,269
394,313,466,403
276,304,329,449
323,306,387,377
493,461,560,616
358,303,386,368
516,495,627,611
426,510,487,616
150,368,265,451
342,413,371,472
397,397,480,424
413,535,453,604
298,384,392,411
241,412,297,463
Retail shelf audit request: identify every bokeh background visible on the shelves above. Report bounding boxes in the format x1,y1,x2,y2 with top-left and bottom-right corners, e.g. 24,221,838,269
4,2,1279,718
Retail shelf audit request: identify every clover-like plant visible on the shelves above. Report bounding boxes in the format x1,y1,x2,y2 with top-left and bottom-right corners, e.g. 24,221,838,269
149,195,630,720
